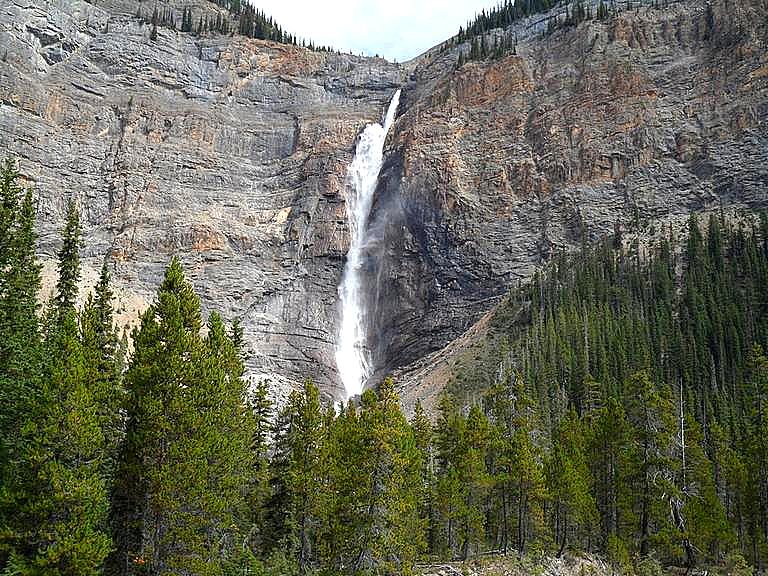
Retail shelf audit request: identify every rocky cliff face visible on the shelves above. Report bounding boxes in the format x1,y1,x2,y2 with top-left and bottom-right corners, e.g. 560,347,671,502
2,0,767,406
0,0,402,401
361,0,768,410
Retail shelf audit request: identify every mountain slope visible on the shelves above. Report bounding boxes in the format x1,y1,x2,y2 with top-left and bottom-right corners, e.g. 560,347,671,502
369,0,768,405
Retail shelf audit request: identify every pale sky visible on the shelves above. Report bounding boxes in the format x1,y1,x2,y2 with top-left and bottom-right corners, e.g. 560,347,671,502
253,1,497,62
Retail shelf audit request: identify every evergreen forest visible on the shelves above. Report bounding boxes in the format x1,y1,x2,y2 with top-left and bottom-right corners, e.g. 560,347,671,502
454,0,657,66
134,0,335,52
1,153,767,576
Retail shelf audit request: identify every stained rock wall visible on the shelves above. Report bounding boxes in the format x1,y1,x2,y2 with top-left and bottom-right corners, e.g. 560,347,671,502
365,0,768,402
2,0,767,406
0,0,403,401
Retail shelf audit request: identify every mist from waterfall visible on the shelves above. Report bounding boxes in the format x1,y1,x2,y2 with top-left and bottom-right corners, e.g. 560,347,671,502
335,89,401,400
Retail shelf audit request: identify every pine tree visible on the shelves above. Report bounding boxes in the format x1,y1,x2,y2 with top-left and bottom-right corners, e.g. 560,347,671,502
506,382,546,558
486,372,546,557
54,199,81,318
110,258,253,574
411,401,436,552
319,398,360,570
446,210,768,566
622,371,677,557
80,260,124,474
0,159,44,571
456,404,490,560
547,407,598,555
433,393,466,559
677,412,731,567
1,186,111,574
743,344,768,567
351,380,425,573
245,379,272,556
0,159,41,462
266,380,326,572
177,310,255,573
589,397,631,551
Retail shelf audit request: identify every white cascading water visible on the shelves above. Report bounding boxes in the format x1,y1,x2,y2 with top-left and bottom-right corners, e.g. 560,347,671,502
336,89,401,399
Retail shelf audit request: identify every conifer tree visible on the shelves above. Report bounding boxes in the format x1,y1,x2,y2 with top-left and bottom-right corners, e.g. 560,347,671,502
0,159,44,571
54,199,82,318
433,393,466,559
588,397,631,550
245,378,273,555
743,344,768,567
456,404,490,560
319,399,361,570
111,258,253,575
676,412,731,567
547,407,598,555
1,189,111,575
411,401,436,552
0,159,41,466
486,372,546,557
267,380,326,572
622,371,677,557
80,260,125,474
351,380,425,573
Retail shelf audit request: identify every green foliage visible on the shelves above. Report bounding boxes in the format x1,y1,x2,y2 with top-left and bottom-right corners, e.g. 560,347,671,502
448,211,768,567
1,153,766,576
0,158,41,474
110,258,254,575
0,173,112,575
54,199,81,316
136,0,336,53
547,408,597,554
718,552,754,576
635,555,664,576
453,0,613,66
265,379,325,571
266,379,425,575
350,379,424,572
80,261,125,475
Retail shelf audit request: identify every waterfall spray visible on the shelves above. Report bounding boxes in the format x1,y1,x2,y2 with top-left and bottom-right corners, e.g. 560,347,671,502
335,89,401,399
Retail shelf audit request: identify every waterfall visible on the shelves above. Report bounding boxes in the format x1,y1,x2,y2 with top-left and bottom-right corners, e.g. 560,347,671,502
335,89,401,400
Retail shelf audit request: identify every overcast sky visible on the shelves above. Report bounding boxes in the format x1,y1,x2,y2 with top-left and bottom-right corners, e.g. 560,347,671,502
254,0,497,62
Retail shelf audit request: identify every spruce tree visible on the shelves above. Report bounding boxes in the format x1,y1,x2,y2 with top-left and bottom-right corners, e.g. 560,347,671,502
456,404,490,560
245,379,272,556
622,371,677,557
0,159,43,571
411,401,436,553
80,260,124,475
266,380,326,572
351,379,425,573
111,258,253,575
547,407,598,555
433,393,466,559
54,199,81,317
0,159,41,468
319,399,360,570
1,187,111,574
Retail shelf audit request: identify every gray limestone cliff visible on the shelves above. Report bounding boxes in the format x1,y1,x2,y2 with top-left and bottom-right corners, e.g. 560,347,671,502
0,0,403,402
